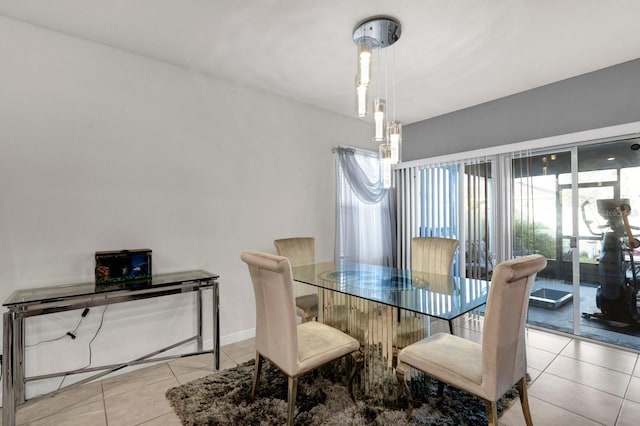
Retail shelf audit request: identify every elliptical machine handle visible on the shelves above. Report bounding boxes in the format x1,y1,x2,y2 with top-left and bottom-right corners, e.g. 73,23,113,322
581,200,602,236
619,203,640,249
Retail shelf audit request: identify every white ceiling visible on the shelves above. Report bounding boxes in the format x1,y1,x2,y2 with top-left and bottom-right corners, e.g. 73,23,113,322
2,0,640,125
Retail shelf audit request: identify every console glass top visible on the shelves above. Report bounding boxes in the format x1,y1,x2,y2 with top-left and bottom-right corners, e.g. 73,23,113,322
3,270,218,307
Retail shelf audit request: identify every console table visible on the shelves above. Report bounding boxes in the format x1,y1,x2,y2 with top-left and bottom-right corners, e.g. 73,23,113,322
2,270,219,426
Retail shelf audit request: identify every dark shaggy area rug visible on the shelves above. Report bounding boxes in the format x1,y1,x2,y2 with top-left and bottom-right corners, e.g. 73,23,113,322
166,358,522,425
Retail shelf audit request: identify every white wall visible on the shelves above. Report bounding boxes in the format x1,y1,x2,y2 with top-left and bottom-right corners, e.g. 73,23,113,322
0,16,371,397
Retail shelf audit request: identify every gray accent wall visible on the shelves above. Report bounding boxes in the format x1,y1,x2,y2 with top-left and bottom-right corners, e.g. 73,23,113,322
404,58,640,161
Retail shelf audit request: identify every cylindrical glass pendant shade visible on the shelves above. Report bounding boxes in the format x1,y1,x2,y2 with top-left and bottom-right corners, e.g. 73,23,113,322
355,41,371,117
379,143,392,188
387,121,402,163
357,42,372,87
356,78,368,117
373,99,386,142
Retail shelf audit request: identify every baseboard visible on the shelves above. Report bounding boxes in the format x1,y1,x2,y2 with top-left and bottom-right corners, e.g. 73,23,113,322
200,327,256,349
220,328,255,346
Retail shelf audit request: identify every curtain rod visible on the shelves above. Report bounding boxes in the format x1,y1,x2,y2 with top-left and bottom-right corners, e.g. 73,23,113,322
332,145,377,155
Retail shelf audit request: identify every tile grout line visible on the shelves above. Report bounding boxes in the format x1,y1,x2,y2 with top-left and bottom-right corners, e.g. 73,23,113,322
532,365,627,425
101,382,109,426
615,354,640,425
553,352,638,376
533,338,633,400
539,367,630,400
525,339,566,388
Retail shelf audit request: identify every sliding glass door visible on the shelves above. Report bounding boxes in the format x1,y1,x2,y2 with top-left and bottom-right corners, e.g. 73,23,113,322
518,140,640,350
512,148,580,336
394,135,640,350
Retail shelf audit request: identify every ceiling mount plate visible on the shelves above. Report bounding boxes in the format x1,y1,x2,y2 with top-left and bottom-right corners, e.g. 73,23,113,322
353,16,401,49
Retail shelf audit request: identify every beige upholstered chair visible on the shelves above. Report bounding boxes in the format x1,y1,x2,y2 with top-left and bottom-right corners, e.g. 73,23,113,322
274,237,318,322
411,237,459,275
394,237,459,347
241,250,362,426
396,254,547,425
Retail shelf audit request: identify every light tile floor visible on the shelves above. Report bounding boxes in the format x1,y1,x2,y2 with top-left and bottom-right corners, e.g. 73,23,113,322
2,316,639,425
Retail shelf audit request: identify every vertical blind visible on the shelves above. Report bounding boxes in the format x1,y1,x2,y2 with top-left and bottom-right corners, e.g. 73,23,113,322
465,160,493,280
396,158,494,278
396,162,460,271
396,166,419,268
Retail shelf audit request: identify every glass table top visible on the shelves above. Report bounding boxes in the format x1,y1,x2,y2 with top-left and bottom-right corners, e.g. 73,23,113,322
3,270,219,307
291,261,489,320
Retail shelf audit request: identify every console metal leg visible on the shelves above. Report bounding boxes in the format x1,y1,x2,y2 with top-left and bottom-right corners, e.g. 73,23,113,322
213,281,219,370
14,312,25,406
197,289,203,352
3,312,15,426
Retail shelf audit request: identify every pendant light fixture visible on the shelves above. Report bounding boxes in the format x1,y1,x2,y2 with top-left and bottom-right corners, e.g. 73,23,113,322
373,98,387,141
353,16,402,188
388,121,402,163
379,142,393,189
356,41,371,117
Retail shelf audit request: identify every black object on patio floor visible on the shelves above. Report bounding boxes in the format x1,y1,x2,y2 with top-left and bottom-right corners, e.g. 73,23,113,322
529,288,573,310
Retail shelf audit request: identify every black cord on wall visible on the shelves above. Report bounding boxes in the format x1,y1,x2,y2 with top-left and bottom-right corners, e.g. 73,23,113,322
21,306,108,394
57,305,108,390
26,308,91,348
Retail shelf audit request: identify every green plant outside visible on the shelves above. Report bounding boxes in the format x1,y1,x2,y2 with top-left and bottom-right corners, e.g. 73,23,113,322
513,218,557,259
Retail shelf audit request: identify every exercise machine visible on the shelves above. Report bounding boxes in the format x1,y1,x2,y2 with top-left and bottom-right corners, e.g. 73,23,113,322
581,199,640,324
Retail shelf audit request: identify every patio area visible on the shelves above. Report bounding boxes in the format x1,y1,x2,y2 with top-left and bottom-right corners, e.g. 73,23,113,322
527,278,640,351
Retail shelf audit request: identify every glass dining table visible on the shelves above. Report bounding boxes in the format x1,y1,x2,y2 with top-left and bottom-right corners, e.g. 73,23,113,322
291,261,489,395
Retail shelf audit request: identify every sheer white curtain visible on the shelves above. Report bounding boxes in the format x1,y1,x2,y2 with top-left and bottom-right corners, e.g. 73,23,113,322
335,147,396,266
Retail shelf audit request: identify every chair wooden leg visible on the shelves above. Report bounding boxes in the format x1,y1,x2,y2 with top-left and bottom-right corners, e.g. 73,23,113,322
517,376,533,426
251,352,263,401
348,349,364,401
396,363,414,419
485,400,498,426
287,376,298,426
